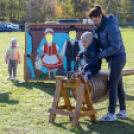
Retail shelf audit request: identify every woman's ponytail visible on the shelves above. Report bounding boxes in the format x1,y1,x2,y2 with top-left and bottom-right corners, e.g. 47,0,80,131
87,5,105,18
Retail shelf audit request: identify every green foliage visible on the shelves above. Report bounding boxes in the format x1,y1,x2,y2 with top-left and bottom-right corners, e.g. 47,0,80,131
25,0,56,22
94,0,134,23
0,0,26,23
0,0,134,24
58,0,88,20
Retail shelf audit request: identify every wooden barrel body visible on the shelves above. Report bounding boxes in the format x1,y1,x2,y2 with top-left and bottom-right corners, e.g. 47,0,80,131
71,70,109,103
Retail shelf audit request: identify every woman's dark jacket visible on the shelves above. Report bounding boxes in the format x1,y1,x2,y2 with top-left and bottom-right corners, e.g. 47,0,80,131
94,14,126,61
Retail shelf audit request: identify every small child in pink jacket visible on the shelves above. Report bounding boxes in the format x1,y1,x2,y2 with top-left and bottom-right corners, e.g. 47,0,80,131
5,38,22,81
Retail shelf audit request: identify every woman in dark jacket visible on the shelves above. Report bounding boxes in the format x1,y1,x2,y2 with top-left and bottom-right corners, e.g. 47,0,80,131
87,5,127,121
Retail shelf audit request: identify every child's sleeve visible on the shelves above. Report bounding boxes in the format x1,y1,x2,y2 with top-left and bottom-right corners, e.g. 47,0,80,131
83,47,100,71
5,47,9,61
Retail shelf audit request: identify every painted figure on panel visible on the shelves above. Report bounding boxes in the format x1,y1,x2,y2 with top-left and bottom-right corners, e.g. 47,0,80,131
60,25,83,71
35,28,63,79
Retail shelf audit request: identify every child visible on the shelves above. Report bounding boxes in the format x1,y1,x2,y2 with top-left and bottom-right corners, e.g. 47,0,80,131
76,32,101,83
5,38,22,81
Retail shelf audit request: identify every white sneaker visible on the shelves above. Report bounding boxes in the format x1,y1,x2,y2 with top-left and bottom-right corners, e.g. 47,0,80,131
115,111,128,118
13,77,17,81
99,113,117,121
7,76,12,80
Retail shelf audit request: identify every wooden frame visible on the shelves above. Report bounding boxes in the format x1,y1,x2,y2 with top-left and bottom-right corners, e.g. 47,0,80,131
49,76,97,127
24,23,94,82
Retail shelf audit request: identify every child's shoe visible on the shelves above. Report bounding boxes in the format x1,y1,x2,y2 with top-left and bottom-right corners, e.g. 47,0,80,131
13,77,17,81
99,113,117,121
77,74,87,84
115,111,128,118
7,76,12,80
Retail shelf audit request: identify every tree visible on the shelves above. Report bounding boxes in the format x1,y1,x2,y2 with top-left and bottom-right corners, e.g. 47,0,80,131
0,0,26,23
25,0,56,22
58,0,88,20
0,0,7,21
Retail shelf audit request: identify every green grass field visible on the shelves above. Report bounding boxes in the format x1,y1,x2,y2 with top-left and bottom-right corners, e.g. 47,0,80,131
0,29,134,134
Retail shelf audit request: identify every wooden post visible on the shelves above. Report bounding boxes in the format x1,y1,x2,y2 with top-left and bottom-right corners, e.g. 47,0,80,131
24,53,27,82
84,84,97,123
71,83,84,127
49,80,63,123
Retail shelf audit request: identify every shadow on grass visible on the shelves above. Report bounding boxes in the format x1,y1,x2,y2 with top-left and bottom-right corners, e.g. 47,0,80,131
0,92,19,105
53,118,134,134
12,81,73,97
126,94,134,101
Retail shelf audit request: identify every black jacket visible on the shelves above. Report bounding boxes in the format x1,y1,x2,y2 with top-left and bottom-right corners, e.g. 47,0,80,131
77,37,101,73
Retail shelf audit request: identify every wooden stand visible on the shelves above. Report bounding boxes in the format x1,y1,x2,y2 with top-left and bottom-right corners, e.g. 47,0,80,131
49,76,97,127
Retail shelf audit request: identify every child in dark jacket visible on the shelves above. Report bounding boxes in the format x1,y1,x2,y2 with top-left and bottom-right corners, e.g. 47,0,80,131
76,32,101,83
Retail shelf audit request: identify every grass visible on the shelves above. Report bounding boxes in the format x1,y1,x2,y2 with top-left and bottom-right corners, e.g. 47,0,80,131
0,29,134,134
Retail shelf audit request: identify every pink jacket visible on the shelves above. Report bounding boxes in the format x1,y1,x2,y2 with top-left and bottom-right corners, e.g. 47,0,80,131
5,45,22,63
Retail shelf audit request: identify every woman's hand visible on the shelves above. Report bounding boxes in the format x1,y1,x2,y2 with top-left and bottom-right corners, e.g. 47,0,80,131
76,57,80,62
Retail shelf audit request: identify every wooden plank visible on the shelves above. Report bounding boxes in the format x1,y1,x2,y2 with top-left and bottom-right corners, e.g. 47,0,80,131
81,107,89,111
122,69,134,76
56,76,65,86
49,80,62,123
63,80,81,89
79,110,97,117
24,54,27,82
71,83,84,127
71,106,75,109
84,84,97,123
71,106,89,111
56,76,65,81
57,105,66,109
24,23,27,82
49,108,77,118
61,87,72,111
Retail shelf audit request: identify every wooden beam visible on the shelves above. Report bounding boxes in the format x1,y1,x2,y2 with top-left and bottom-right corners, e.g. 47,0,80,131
49,80,62,123
84,85,97,123
56,76,65,81
63,80,81,89
122,69,134,76
79,110,97,117
57,105,66,109
61,87,72,111
71,83,84,127
71,106,89,111
49,108,77,118
24,54,27,82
